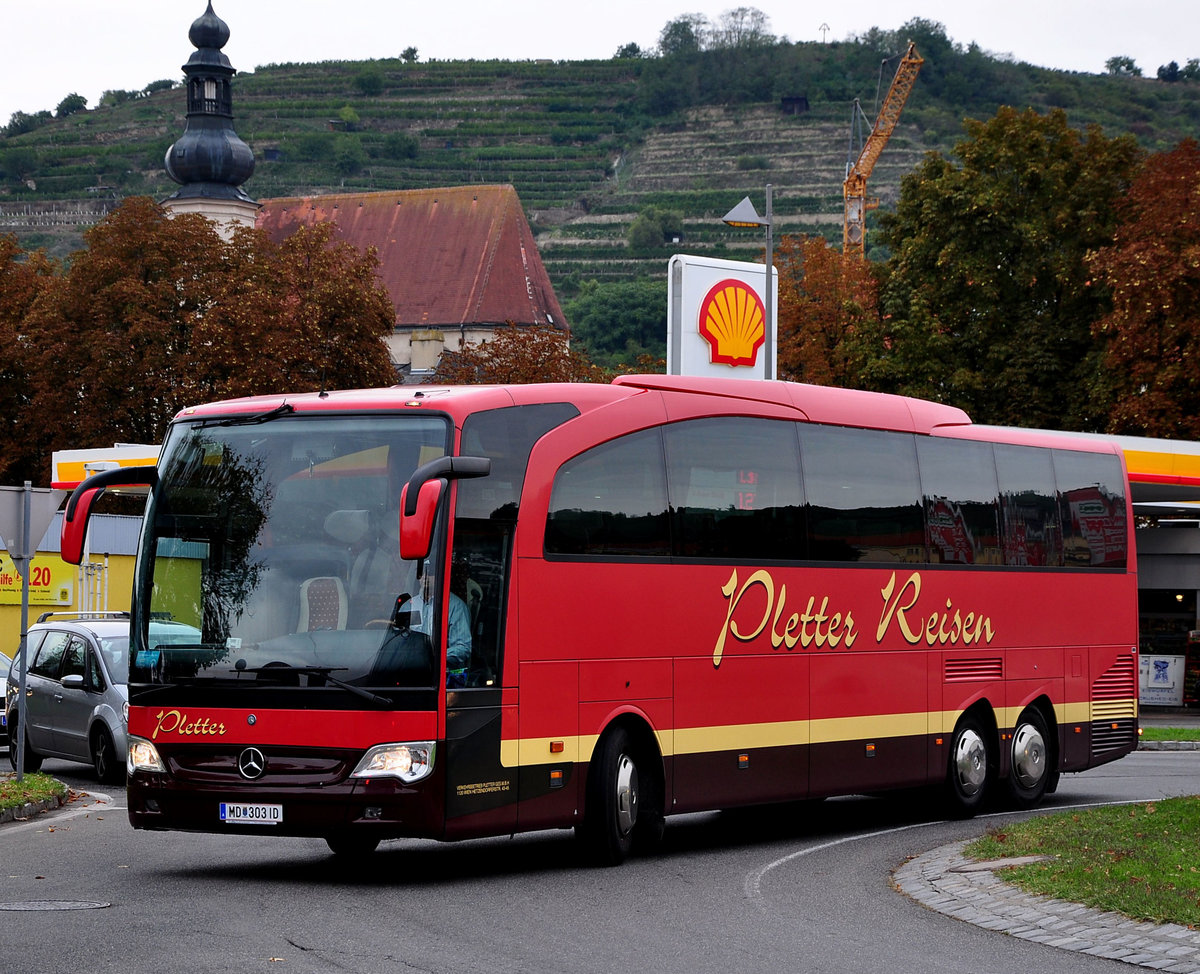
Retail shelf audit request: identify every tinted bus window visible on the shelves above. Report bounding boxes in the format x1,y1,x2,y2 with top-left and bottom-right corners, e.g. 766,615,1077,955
800,425,924,563
457,403,580,521
545,429,670,557
917,438,1002,566
1053,449,1128,569
995,444,1062,567
663,417,805,561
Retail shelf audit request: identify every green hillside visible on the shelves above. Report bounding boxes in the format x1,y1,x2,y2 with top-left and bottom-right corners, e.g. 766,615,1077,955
4,21,1200,301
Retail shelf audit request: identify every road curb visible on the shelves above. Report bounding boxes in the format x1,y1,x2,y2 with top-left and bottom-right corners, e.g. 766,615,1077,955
1139,741,1200,751
895,839,1200,973
0,793,65,825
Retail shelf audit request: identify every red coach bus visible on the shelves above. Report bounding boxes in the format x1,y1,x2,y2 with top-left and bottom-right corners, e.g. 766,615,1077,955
58,376,1138,863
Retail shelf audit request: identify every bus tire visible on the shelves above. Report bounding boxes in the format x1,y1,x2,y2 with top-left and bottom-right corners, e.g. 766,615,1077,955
1005,708,1051,809
325,834,381,857
8,721,43,773
944,715,989,816
579,726,642,866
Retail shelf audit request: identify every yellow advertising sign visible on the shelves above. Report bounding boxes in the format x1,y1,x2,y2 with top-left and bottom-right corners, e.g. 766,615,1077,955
0,552,74,605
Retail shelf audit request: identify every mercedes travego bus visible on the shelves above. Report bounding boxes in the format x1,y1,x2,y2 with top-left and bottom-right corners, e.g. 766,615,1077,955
57,376,1139,864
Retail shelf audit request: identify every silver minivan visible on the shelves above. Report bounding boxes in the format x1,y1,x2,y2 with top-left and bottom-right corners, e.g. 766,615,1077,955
6,612,198,783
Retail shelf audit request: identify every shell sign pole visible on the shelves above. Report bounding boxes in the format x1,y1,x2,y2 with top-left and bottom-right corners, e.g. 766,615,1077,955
667,253,778,379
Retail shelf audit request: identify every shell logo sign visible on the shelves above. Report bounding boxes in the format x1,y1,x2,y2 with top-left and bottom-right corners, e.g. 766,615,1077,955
698,278,766,367
667,254,776,379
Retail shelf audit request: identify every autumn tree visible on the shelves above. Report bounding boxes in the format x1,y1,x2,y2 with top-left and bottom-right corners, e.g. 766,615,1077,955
429,325,610,385
774,234,878,387
872,107,1141,430
9,197,395,484
0,236,60,483
1088,140,1200,437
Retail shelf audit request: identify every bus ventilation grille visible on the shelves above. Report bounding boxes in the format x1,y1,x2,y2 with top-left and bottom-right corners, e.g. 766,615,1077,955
1091,653,1137,757
944,658,1003,683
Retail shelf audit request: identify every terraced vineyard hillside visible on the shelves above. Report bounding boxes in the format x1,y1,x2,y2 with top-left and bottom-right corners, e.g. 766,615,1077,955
4,43,1200,304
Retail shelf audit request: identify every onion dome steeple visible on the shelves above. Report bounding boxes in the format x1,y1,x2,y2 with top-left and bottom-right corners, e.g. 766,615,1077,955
162,3,258,234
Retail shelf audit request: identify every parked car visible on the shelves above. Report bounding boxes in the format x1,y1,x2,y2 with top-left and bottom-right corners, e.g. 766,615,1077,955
5,612,199,783
0,651,10,746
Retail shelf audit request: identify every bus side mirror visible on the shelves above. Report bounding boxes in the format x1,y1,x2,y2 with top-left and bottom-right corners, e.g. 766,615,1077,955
399,479,443,561
61,464,158,566
61,487,103,566
397,455,491,561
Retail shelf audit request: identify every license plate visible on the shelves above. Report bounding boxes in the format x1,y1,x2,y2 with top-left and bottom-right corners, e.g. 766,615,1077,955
219,802,282,825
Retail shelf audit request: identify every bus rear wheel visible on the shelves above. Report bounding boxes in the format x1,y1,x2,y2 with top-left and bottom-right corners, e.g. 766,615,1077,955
944,715,989,816
1005,708,1051,809
579,726,645,866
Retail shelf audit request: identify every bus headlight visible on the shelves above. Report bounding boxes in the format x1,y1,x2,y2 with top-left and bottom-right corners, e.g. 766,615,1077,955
128,735,166,773
350,742,435,783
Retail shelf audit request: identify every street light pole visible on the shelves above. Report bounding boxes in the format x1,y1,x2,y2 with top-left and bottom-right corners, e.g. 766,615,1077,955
721,185,775,379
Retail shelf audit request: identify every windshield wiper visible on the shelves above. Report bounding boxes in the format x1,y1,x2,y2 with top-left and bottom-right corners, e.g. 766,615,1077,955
213,402,295,427
232,663,392,708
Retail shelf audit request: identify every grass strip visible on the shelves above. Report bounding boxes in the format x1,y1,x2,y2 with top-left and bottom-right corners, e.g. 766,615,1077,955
966,796,1200,926
1141,726,1200,742
0,772,68,813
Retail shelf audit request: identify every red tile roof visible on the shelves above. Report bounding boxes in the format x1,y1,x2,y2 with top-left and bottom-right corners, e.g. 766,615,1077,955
255,184,566,332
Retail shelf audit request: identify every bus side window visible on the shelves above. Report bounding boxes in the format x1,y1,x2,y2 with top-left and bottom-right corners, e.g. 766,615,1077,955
917,438,1002,566
1052,450,1128,569
663,417,805,561
800,425,924,563
544,429,670,558
995,444,1063,567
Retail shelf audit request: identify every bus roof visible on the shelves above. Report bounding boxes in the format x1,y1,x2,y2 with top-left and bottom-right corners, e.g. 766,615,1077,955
172,376,974,437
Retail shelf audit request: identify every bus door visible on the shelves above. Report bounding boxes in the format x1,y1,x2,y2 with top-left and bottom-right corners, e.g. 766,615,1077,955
440,519,518,838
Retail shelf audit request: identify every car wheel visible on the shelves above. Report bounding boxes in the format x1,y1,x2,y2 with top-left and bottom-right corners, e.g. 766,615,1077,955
92,725,124,784
9,719,43,773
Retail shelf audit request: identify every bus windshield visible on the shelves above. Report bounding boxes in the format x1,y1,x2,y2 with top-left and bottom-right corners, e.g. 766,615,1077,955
131,412,452,692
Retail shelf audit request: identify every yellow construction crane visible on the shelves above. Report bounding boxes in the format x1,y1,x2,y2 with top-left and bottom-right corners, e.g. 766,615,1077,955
842,42,923,259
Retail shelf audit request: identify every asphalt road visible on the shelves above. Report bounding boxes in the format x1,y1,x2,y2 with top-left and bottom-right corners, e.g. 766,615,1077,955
3,749,1197,974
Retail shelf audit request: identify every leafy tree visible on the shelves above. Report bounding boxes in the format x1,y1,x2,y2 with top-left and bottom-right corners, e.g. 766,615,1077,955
774,235,877,387
0,236,60,483
563,279,666,368
1088,140,1200,437
333,135,366,174
1158,61,1181,82
1183,59,1200,81
354,66,385,96
627,206,683,253
7,198,395,483
400,47,419,64
614,42,643,59
54,93,87,118
1105,55,1142,77
99,89,138,108
872,107,1141,430
142,79,176,96
380,132,418,160
429,325,609,385
710,7,773,49
4,110,50,138
657,14,709,57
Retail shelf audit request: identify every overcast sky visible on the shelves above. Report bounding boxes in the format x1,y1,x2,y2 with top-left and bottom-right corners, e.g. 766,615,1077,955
3,1,1196,127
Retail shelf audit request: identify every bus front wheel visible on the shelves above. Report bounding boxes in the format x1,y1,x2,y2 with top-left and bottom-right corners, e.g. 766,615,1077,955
579,726,642,866
944,715,990,816
1005,708,1051,809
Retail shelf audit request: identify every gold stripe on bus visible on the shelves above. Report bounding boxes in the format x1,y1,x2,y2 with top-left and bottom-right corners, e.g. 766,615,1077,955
497,700,1137,769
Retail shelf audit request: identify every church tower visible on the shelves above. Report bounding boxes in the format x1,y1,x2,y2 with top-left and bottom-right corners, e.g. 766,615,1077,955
161,3,258,237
